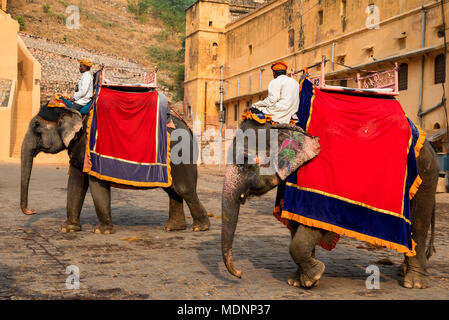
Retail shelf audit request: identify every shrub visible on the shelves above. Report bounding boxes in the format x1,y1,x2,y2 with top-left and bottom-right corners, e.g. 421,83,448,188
127,0,151,17
148,0,195,33
145,1,194,101
14,16,26,31
153,30,169,42
42,4,51,13
148,44,185,101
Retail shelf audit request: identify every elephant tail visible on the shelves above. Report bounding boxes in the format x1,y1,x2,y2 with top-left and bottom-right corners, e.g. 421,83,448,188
425,203,436,260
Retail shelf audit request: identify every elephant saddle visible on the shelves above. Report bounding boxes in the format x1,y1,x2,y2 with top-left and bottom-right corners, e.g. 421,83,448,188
274,79,425,256
83,86,172,188
37,95,72,124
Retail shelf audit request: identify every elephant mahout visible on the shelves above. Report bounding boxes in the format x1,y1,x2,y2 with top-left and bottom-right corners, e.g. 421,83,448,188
222,115,439,289
20,96,210,234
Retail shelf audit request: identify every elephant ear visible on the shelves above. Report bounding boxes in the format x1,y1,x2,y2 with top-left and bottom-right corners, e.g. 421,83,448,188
272,126,321,180
57,109,83,148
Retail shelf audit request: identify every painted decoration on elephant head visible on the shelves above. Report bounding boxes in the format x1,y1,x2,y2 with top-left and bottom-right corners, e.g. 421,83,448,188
275,129,320,181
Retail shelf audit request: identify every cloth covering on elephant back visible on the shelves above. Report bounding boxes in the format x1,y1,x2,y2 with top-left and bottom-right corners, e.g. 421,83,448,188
37,95,73,123
83,86,172,188
274,79,426,256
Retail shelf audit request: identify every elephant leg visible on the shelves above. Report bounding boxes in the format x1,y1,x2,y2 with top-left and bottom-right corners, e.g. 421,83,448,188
61,165,88,232
403,195,435,289
288,224,325,288
403,143,439,289
163,188,187,231
88,175,114,234
183,191,210,232
172,164,210,232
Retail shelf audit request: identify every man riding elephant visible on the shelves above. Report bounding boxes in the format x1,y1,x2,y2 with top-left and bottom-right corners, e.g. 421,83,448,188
71,58,94,113
251,61,299,124
57,58,94,115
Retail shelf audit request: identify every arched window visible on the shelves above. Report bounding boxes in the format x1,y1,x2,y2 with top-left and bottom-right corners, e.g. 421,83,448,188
435,54,446,84
398,63,408,91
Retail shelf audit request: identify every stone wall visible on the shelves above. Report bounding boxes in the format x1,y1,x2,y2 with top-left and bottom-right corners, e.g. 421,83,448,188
40,80,75,106
0,78,12,107
20,33,150,106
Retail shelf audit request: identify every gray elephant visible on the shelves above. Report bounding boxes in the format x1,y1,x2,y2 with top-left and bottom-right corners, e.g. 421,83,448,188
222,119,439,289
20,102,210,234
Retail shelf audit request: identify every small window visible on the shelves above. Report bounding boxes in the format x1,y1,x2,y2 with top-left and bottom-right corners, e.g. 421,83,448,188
341,0,347,32
288,29,295,48
340,80,347,87
399,63,408,91
209,21,212,26
234,104,238,121
438,28,445,38
318,10,323,25
248,44,253,55
435,54,446,84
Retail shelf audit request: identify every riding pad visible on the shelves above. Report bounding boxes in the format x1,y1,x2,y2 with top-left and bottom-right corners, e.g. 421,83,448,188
274,79,425,256
83,86,171,187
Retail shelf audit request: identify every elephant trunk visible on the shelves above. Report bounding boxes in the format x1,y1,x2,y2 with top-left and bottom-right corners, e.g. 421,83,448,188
221,165,245,278
20,129,38,215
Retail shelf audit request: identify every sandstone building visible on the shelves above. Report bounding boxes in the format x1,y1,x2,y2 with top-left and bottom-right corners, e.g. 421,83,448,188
184,0,448,152
1,0,41,160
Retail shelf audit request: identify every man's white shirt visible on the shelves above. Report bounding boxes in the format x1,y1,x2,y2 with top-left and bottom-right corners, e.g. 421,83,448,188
253,74,299,124
74,71,93,105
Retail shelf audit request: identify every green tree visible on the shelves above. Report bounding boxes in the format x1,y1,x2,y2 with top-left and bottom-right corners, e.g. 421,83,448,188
148,0,195,33
127,0,151,17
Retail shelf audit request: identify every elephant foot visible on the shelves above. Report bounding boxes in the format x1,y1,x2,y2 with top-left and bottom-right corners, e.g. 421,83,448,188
93,224,115,234
163,220,187,232
190,219,210,232
296,259,325,288
60,222,82,233
287,269,301,287
403,266,429,289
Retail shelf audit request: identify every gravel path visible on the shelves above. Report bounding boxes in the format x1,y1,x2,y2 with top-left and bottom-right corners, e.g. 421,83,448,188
0,163,448,300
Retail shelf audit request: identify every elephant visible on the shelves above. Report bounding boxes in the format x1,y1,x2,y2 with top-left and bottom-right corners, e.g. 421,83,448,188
221,118,440,289
20,101,210,234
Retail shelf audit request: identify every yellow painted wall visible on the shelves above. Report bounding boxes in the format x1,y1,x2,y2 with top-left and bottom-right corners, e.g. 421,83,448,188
10,37,42,157
0,10,19,159
186,0,449,147
0,9,66,163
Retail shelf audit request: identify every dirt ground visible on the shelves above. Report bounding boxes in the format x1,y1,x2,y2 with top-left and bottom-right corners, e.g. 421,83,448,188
0,162,448,300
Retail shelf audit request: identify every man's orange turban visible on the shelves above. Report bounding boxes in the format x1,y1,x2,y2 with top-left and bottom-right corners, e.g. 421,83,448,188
79,58,92,68
271,61,288,71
